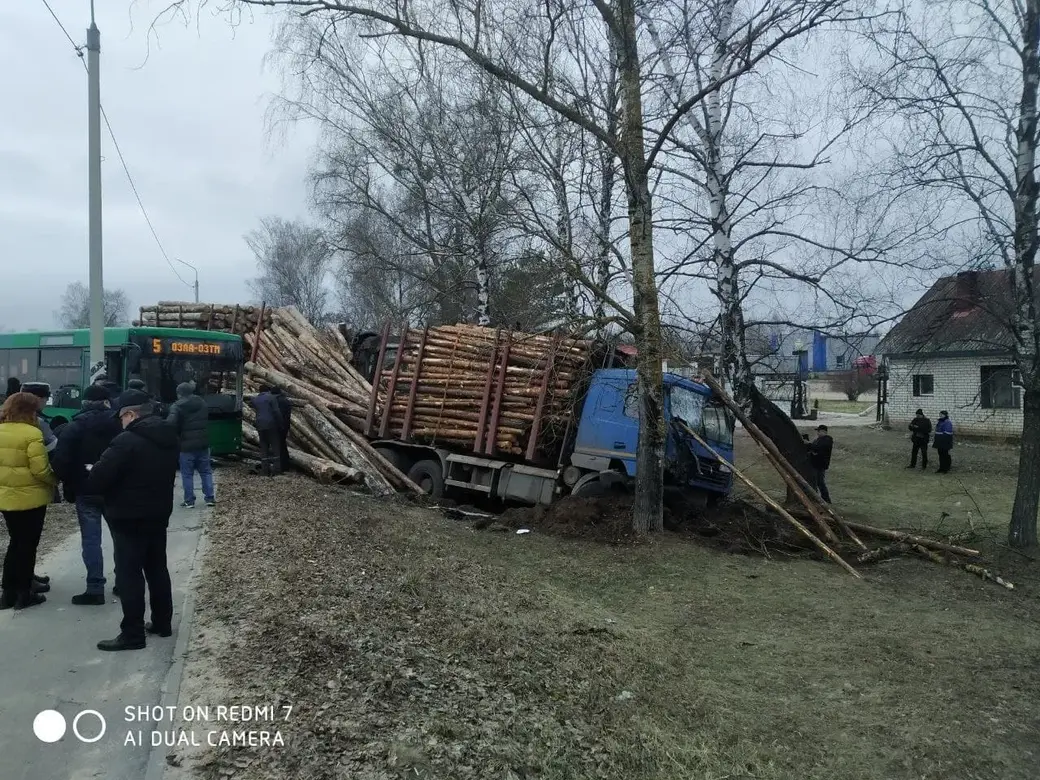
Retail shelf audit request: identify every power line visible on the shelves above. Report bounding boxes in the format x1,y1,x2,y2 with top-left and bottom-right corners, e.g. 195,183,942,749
38,0,195,291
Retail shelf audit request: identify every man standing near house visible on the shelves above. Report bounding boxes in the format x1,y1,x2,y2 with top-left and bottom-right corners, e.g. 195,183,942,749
167,382,215,508
907,408,932,470
934,410,954,473
805,424,834,503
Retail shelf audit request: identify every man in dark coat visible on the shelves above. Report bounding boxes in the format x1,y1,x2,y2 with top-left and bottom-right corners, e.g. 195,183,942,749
907,408,932,470
167,382,215,508
51,385,123,604
84,390,179,651
934,410,954,473
2,377,20,402
249,386,284,476
805,424,834,504
270,387,292,473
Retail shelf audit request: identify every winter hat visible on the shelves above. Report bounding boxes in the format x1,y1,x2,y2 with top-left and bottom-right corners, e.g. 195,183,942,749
83,385,111,403
21,382,51,399
176,382,195,399
915,408,923,415
115,389,152,412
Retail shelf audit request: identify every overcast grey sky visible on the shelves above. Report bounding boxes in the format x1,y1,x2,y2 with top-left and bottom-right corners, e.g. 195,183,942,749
0,0,315,330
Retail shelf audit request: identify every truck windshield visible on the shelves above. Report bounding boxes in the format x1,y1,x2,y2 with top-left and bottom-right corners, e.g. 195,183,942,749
669,387,734,447
702,401,735,446
668,386,704,429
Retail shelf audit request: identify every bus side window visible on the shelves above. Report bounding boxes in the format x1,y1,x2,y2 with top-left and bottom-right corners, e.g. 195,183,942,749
9,348,36,383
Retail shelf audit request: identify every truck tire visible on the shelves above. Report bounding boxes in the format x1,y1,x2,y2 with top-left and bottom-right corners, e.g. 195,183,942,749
373,445,411,474
407,459,445,499
571,472,606,497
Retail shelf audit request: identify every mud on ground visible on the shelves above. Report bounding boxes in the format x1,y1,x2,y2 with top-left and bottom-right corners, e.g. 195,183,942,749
173,462,1040,780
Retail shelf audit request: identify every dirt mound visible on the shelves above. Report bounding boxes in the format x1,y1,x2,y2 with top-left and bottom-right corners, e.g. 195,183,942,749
495,493,818,556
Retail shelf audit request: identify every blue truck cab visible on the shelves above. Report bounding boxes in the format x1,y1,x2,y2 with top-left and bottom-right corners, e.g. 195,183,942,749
569,369,735,499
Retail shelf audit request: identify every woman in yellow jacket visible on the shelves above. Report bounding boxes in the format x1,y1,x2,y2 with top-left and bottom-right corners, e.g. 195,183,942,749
0,392,57,610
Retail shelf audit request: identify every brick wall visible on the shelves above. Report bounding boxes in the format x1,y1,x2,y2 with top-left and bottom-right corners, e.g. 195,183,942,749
886,355,1022,437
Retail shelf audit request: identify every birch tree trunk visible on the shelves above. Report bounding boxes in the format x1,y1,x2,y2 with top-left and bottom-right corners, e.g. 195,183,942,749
616,0,665,533
1008,0,1040,547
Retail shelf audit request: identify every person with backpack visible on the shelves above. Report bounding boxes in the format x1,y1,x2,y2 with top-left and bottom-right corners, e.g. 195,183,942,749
167,382,215,508
51,384,123,605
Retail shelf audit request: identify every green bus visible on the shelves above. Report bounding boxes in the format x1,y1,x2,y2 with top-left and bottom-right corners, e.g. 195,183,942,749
0,327,245,456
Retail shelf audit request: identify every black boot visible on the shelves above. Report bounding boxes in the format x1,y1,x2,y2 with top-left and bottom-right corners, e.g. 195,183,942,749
0,589,16,610
33,574,49,585
97,634,146,652
14,591,46,610
146,622,172,637
31,580,50,594
72,592,106,606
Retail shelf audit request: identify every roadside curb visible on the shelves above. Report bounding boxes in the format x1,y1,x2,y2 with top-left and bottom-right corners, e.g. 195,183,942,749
143,515,210,780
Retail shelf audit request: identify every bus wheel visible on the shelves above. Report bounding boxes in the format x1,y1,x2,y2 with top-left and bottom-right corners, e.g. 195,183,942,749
407,459,444,499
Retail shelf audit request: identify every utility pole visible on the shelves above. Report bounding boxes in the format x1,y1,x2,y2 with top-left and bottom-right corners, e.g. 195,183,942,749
87,0,104,380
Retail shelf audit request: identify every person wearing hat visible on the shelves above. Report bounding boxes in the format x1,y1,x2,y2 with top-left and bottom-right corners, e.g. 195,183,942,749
907,408,932,470
20,383,57,453
83,389,178,651
933,411,954,473
51,384,124,605
805,424,834,504
168,382,216,508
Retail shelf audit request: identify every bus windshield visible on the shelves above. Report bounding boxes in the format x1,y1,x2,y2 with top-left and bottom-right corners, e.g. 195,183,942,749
137,354,241,405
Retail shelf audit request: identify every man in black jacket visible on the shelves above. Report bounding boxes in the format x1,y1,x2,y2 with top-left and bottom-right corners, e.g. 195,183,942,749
84,390,179,651
907,408,932,470
805,424,834,504
270,387,292,473
168,382,215,508
51,385,123,605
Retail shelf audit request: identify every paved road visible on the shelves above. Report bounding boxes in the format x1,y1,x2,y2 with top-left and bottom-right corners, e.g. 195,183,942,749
0,487,206,780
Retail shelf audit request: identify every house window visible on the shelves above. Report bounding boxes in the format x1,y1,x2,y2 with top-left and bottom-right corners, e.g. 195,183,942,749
912,374,934,397
835,354,846,368
980,366,1021,409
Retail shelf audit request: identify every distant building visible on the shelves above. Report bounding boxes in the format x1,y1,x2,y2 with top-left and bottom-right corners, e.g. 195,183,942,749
749,327,880,375
877,269,1024,437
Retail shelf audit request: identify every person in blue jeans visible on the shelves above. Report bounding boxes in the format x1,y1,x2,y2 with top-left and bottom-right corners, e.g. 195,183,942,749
51,384,123,605
167,383,215,508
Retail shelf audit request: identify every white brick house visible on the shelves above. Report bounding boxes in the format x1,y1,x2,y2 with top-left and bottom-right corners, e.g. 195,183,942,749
878,269,1025,439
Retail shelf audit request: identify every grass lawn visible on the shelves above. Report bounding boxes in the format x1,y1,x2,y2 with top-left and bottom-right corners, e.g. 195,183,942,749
187,432,1040,780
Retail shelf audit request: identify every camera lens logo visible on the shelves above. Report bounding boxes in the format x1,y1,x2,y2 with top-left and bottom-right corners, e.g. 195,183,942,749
33,710,107,744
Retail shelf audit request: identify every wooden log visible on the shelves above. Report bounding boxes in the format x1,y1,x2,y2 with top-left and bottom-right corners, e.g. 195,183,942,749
685,427,861,578
842,521,980,557
243,421,364,484
300,405,397,495
700,371,867,550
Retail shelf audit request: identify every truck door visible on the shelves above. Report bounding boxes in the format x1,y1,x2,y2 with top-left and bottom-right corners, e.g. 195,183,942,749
572,378,638,476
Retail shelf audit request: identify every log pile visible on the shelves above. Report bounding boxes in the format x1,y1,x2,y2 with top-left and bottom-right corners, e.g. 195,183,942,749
138,301,420,495
371,324,595,462
137,302,272,336
698,372,1012,587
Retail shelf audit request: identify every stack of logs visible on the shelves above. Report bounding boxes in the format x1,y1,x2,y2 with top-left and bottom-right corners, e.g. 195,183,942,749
241,308,419,496
137,302,272,337
139,301,420,495
373,324,595,460
692,372,1011,587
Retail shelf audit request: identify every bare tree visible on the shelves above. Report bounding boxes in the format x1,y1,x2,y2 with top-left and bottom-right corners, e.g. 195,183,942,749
55,282,130,328
174,0,873,532
851,0,1040,548
246,216,332,323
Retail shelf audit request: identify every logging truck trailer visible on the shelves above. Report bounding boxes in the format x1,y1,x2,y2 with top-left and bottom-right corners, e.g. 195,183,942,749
358,324,736,507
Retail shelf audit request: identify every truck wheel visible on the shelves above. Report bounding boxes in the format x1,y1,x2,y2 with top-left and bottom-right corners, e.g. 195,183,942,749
407,459,445,499
571,473,606,497
373,445,410,473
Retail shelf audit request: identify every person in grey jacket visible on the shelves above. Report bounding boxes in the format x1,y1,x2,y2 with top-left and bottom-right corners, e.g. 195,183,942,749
167,382,215,508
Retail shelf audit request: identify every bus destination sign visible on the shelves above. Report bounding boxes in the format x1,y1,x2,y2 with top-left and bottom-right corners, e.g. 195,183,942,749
151,338,226,356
